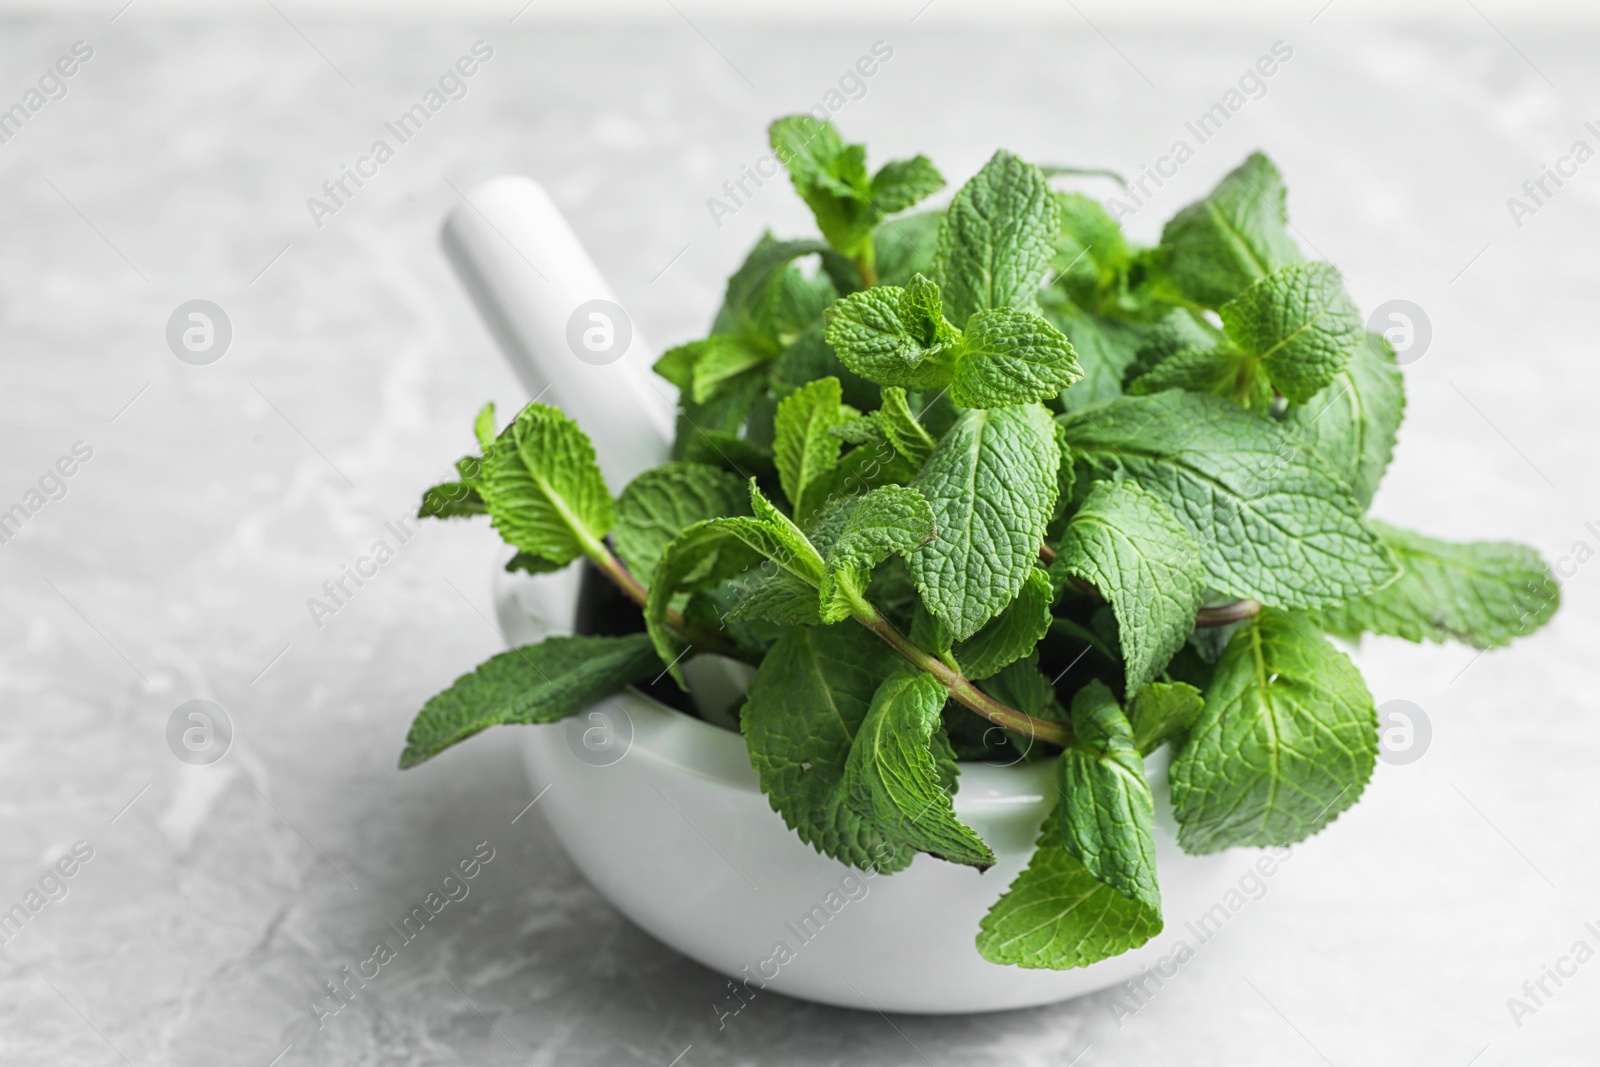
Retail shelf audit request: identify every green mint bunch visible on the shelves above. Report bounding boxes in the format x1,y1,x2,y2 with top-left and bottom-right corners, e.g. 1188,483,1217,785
400,119,1560,972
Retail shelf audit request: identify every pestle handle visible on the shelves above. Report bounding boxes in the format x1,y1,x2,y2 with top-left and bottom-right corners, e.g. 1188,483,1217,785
444,176,757,714
441,176,675,489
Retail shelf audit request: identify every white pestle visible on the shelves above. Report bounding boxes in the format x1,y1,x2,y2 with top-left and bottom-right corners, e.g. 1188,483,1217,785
442,176,753,722
441,175,675,489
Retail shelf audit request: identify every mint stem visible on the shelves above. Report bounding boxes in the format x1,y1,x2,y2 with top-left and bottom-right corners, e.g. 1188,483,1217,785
853,606,1074,749
586,537,1068,747
584,541,742,659
1195,598,1262,627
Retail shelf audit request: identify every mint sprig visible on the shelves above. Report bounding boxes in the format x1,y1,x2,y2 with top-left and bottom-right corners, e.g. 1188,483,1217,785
401,115,1559,976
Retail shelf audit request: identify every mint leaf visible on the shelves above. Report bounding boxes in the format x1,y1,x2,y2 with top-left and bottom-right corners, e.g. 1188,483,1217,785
909,404,1060,640
1044,306,1156,414
829,415,883,447
726,568,823,627
954,566,1053,680
478,403,613,566
742,624,913,872
1314,521,1559,649
1158,152,1301,308
806,434,921,506
770,116,875,259
816,486,936,624
646,482,827,680
1056,680,1160,909
614,462,749,580
875,210,943,287
1116,306,1225,389
910,601,955,657
505,550,566,575
673,378,769,467
824,277,1078,406
717,233,836,353
1051,480,1204,692
472,402,497,450
678,428,776,482
645,520,763,681
875,386,937,467
747,478,828,579
419,480,486,518
1050,192,1133,314
1058,391,1398,609
655,335,772,405
983,651,1067,724
1219,262,1362,404
769,118,942,266
870,156,946,214
982,651,1069,758
898,272,954,346
1171,609,1377,853
976,816,1161,970
936,150,1056,323
774,377,859,520
949,307,1082,408
1127,343,1273,412
399,634,662,768
1127,680,1204,755
1054,421,1077,518
660,233,840,450
823,283,953,392
1283,332,1405,509
844,670,996,869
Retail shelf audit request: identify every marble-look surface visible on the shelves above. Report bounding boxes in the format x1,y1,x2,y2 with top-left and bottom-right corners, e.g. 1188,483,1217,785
2,11,1598,1065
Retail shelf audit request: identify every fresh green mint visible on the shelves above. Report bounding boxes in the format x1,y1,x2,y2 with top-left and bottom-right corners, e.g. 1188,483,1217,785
401,115,1559,973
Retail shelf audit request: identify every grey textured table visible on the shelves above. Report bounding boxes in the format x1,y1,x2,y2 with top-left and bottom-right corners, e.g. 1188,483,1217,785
1,11,1597,1065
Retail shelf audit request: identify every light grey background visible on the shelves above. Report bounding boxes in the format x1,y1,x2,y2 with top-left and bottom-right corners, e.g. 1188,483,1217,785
1,8,1596,1066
